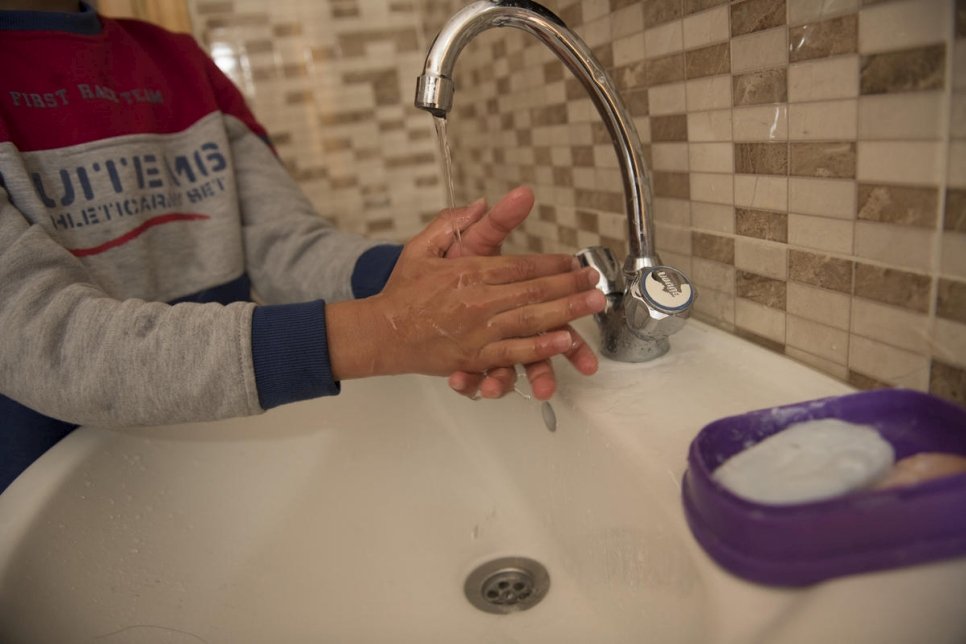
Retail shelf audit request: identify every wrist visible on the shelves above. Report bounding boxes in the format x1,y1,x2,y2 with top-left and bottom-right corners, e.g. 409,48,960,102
325,297,401,380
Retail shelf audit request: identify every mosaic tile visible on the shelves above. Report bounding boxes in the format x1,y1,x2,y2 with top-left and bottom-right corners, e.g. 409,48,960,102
731,0,786,37
860,44,946,95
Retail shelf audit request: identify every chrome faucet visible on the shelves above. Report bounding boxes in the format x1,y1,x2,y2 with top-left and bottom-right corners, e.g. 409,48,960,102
415,0,695,362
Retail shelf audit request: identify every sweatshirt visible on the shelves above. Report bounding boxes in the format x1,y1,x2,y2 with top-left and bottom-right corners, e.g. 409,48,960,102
0,3,402,492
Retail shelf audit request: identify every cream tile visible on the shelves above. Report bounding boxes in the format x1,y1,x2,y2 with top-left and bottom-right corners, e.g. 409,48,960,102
582,15,613,48
614,33,646,66
932,317,966,369
682,5,730,49
731,27,788,74
788,213,854,254
690,172,735,204
788,0,860,26
692,256,736,293
689,142,734,173
785,346,850,380
652,142,690,171
597,211,626,239
661,251,692,276
857,141,944,185
851,297,931,354
787,281,852,330
734,174,788,211
787,315,850,364
687,109,733,142
648,82,688,115
611,2,644,39
736,298,787,343
656,222,692,255
653,197,691,226
854,221,936,272
735,236,788,279
941,232,966,279
685,75,732,111
694,287,736,325
788,56,860,102
644,20,684,58
573,167,597,189
788,99,858,140
858,92,946,141
788,177,856,219
858,0,950,55
849,336,930,390
691,202,735,233
733,105,788,141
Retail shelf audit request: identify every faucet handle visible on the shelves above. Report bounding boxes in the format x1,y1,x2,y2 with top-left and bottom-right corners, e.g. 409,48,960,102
576,246,623,296
624,266,695,339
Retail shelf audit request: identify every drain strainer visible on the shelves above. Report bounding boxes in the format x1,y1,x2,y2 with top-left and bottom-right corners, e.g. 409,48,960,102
464,556,550,614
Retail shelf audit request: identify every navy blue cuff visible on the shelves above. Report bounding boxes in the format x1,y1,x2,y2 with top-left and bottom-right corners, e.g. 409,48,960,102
351,245,402,298
251,301,339,409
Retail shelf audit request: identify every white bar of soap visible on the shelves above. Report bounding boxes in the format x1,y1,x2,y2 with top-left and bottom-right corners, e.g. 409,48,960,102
713,418,895,505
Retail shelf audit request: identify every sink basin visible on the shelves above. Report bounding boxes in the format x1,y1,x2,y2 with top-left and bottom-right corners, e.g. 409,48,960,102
1,320,964,643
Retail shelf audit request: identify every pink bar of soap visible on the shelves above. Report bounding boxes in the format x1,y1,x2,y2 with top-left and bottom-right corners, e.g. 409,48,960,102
873,452,966,490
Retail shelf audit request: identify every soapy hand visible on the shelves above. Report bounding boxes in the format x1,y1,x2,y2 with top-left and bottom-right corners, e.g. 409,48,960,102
439,186,600,400
325,206,605,380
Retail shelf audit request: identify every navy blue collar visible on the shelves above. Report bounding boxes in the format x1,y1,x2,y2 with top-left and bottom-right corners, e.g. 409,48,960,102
0,2,101,34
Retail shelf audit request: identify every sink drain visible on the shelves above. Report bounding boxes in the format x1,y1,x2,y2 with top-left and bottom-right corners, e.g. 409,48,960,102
464,556,550,614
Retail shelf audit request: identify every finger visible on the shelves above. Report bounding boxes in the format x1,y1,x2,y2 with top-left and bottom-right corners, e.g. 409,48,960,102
476,329,575,370
456,186,534,258
488,289,606,340
448,371,485,399
478,367,518,399
524,359,557,400
561,326,599,376
489,266,600,313
480,253,581,285
407,198,488,258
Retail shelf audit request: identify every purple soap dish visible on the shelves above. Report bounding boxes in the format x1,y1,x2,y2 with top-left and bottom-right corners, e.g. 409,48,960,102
681,389,966,587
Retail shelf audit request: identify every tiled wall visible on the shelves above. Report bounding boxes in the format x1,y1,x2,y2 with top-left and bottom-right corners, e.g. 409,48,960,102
189,0,446,240
190,0,965,405
427,0,966,405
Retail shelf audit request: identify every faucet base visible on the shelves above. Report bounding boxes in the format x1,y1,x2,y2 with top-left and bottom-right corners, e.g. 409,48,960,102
597,311,671,363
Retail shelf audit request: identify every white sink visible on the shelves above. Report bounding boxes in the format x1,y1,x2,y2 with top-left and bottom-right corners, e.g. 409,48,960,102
2,320,964,643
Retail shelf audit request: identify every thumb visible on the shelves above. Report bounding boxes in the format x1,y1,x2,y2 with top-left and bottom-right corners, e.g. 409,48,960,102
406,197,487,258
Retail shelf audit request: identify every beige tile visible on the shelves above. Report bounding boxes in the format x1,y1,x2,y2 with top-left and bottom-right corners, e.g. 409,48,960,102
787,281,852,329
854,221,935,271
652,142,690,171
689,142,734,173
788,0,860,25
787,315,850,364
644,20,684,58
785,346,850,380
788,100,858,140
690,172,734,204
653,196,692,226
789,177,856,219
612,2,645,39
648,82,688,115
692,256,736,292
857,92,946,140
848,335,930,390
694,286,736,325
687,109,733,141
857,141,944,185
933,317,966,369
733,105,788,141
691,202,735,233
736,298,787,343
656,221,693,254
682,5,730,48
789,55,860,102
852,297,931,353
614,32,646,66
731,27,788,74
858,0,950,54
686,75,732,111
788,213,855,254
734,174,788,211
735,236,788,279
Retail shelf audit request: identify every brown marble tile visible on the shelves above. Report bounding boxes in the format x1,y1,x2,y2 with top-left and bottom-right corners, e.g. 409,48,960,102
737,327,786,352
285,89,313,105
731,0,786,37
848,369,891,391
366,218,393,233
937,278,966,324
244,39,274,54
558,226,578,246
571,145,595,167
538,204,557,223
686,42,731,79
790,142,856,178
857,184,938,228
958,0,966,39
611,0,642,10
272,23,302,37
737,270,788,309
576,189,624,213
788,14,857,63
531,104,569,126
685,0,728,15
614,62,648,92
930,360,966,407
735,142,789,175
647,53,686,87
625,88,650,116
544,60,565,83
693,232,736,264
945,188,966,233
643,0,684,27
553,167,574,187
577,210,600,233
736,208,788,242
733,68,788,105
558,3,582,28
789,249,853,293
854,263,931,312
653,171,691,199
651,114,689,142
197,1,233,13
861,44,946,95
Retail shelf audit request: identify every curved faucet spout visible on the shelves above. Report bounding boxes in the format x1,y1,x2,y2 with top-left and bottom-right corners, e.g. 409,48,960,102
415,0,657,271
